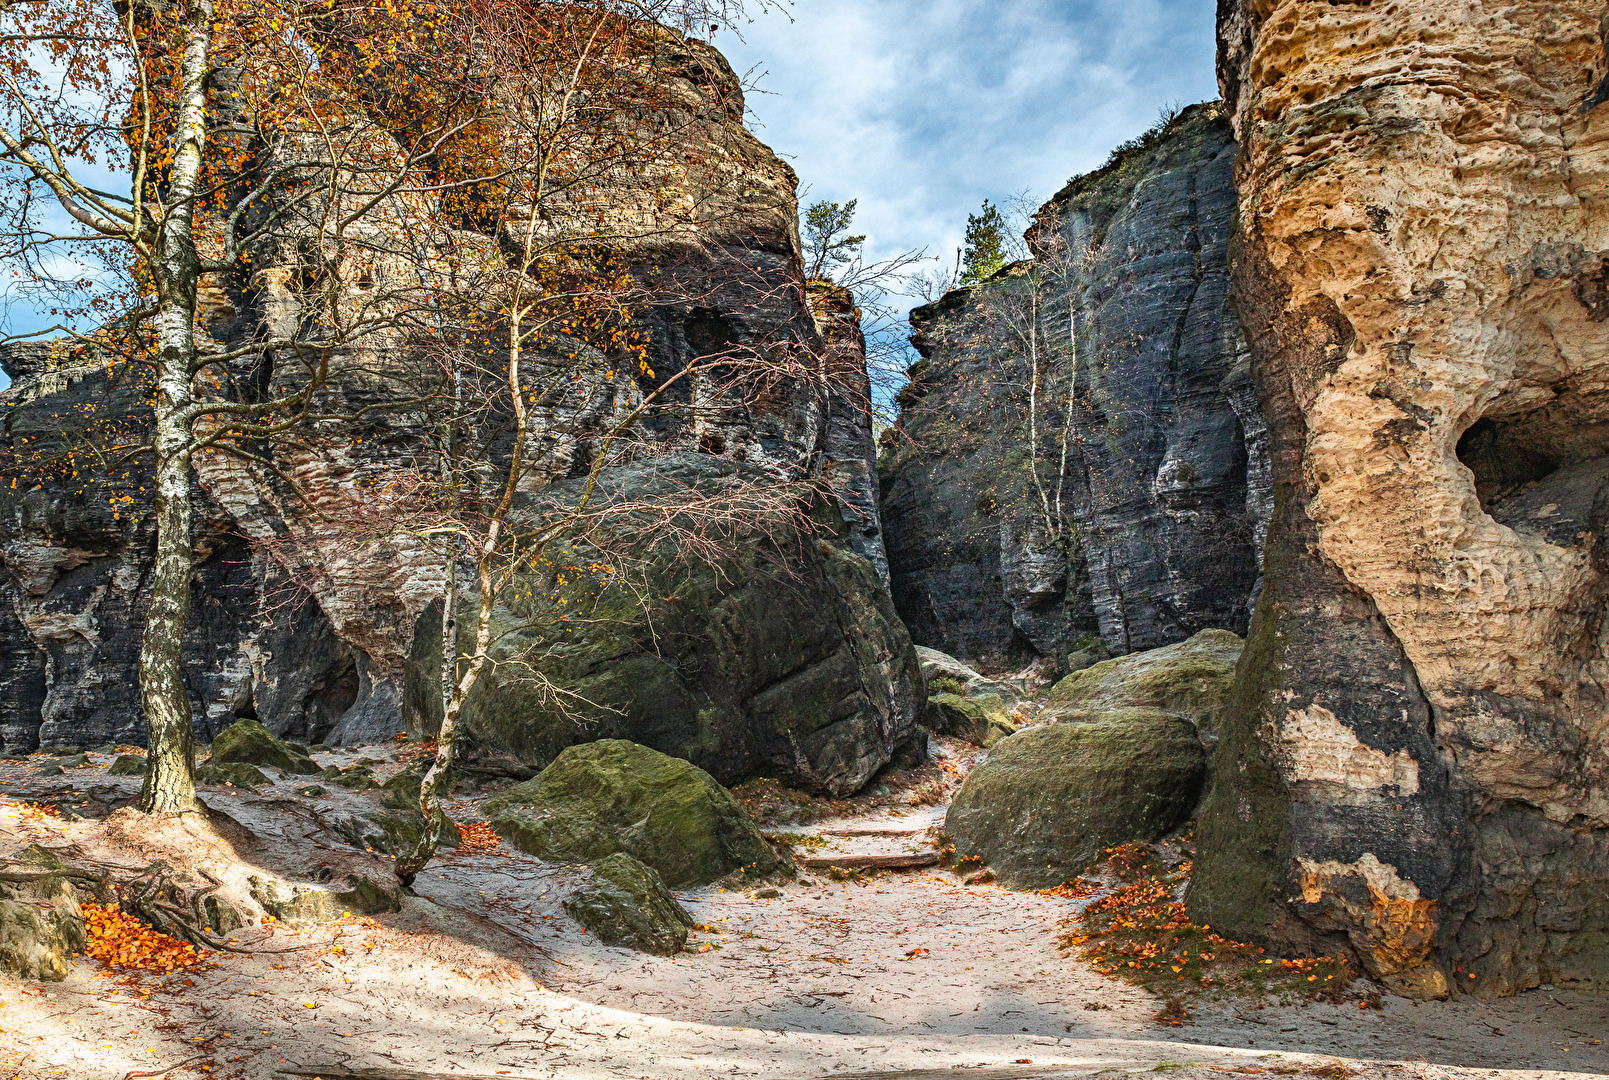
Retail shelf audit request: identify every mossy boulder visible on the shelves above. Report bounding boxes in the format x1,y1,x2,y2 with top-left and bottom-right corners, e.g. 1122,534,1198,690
922,693,1016,748
944,708,1207,888
562,853,693,955
482,739,782,887
105,754,145,776
196,761,272,788
1044,629,1243,734
322,765,379,791
210,720,321,775
404,456,922,798
0,872,85,981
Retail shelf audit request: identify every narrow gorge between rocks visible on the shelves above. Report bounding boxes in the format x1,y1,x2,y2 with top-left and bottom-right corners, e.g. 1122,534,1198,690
1,1,1606,1079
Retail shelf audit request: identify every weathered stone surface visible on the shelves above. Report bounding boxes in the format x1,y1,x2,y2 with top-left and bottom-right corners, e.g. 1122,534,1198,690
195,762,272,788
248,874,402,929
406,458,921,797
921,693,1015,748
0,29,914,798
483,739,781,887
330,810,460,856
0,871,84,981
1045,628,1242,734
105,755,145,776
880,104,1268,671
945,709,1206,889
209,720,320,775
1193,0,1609,997
562,852,693,956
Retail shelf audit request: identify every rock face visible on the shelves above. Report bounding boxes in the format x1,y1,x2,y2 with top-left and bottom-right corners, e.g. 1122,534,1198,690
944,709,1207,888
880,104,1269,671
0,28,918,793
0,870,84,981
482,740,782,888
1193,0,1609,997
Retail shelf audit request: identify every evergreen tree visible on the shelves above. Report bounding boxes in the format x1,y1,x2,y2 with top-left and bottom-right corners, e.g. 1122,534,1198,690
960,199,1008,286
803,199,867,281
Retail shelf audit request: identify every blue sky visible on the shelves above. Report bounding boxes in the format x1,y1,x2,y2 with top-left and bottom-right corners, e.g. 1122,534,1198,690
719,0,1220,295
0,1,1219,391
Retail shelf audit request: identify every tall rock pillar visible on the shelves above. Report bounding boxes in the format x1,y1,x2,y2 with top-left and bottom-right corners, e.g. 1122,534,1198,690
1193,0,1609,996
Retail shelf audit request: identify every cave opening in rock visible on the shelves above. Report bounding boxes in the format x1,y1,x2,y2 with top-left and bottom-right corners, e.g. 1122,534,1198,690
1455,417,1562,511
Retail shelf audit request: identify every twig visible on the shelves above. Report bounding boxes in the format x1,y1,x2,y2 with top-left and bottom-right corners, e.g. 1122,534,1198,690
123,1053,211,1080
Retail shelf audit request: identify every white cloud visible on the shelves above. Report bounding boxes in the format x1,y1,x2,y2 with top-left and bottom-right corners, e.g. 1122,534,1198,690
719,0,1219,285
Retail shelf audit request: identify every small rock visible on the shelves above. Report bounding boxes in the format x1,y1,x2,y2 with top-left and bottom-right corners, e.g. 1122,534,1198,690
210,719,321,775
308,744,330,753
14,843,65,870
40,746,83,758
196,761,272,788
295,784,328,798
562,853,693,955
922,693,1016,748
751,887,781,899
105,755,146,776
330,810,459,855
55,754,87,768
249,874,402,929
34,763,63,777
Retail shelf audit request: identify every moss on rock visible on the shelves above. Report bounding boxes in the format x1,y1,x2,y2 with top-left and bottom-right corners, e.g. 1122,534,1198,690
196,761,273,788
944,708,1207,888
210,720,321,775
483,739,782,888
105,754,145,776
922,693,1016,747
1045,629,1243,733
562,853,693,955
0,873,84,981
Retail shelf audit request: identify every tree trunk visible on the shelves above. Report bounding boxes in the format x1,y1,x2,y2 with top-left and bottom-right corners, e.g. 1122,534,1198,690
137,0,213,815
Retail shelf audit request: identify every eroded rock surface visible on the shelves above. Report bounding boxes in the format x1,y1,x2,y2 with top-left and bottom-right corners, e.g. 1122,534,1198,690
880,104,1268,671
1193,0,1609,997
0,29,916,792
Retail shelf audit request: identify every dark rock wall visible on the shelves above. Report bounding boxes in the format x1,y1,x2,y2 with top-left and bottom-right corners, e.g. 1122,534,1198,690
0,30,917,790
880,104,1268,670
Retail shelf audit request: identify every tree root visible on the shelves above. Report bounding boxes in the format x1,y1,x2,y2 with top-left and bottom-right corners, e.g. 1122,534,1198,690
1,860,255,953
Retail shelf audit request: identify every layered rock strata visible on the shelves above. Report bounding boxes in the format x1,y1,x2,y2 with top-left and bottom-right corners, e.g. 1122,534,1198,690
0,31,918,792
880,104,1269,671
1193,0,1609,997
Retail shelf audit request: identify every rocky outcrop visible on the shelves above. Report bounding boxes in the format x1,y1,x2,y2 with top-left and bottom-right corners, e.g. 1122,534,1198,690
0,28,918,792
1192,0,1609,998
880,104,1268,672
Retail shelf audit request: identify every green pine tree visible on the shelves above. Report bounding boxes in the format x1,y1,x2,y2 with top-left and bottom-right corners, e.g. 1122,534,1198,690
802,199,867,282
959,199,1008,286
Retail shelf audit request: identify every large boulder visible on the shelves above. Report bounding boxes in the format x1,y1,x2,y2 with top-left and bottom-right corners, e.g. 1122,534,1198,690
944,709,1206,888
406,458,922,798
482,740,781,888
0,871,85,981
209,720,320,775
562,853,694,955
1044,629,1243,734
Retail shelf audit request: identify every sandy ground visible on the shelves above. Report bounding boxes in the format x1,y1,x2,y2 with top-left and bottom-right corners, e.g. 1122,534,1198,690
0,750,1605,1080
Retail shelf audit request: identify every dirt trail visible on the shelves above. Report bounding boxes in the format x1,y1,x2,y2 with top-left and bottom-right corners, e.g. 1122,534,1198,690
1,754,1605,1080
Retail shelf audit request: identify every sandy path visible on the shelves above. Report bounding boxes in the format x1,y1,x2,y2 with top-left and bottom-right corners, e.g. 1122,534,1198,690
1,756,1605,1080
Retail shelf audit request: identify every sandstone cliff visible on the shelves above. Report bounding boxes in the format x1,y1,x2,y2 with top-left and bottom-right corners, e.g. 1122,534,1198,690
879,104,1268,671
0,31,918,794
1192,0,1609,997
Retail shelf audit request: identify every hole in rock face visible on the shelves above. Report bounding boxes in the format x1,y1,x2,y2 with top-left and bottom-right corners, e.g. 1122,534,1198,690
302,662,359,745
1456,418,1561,511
